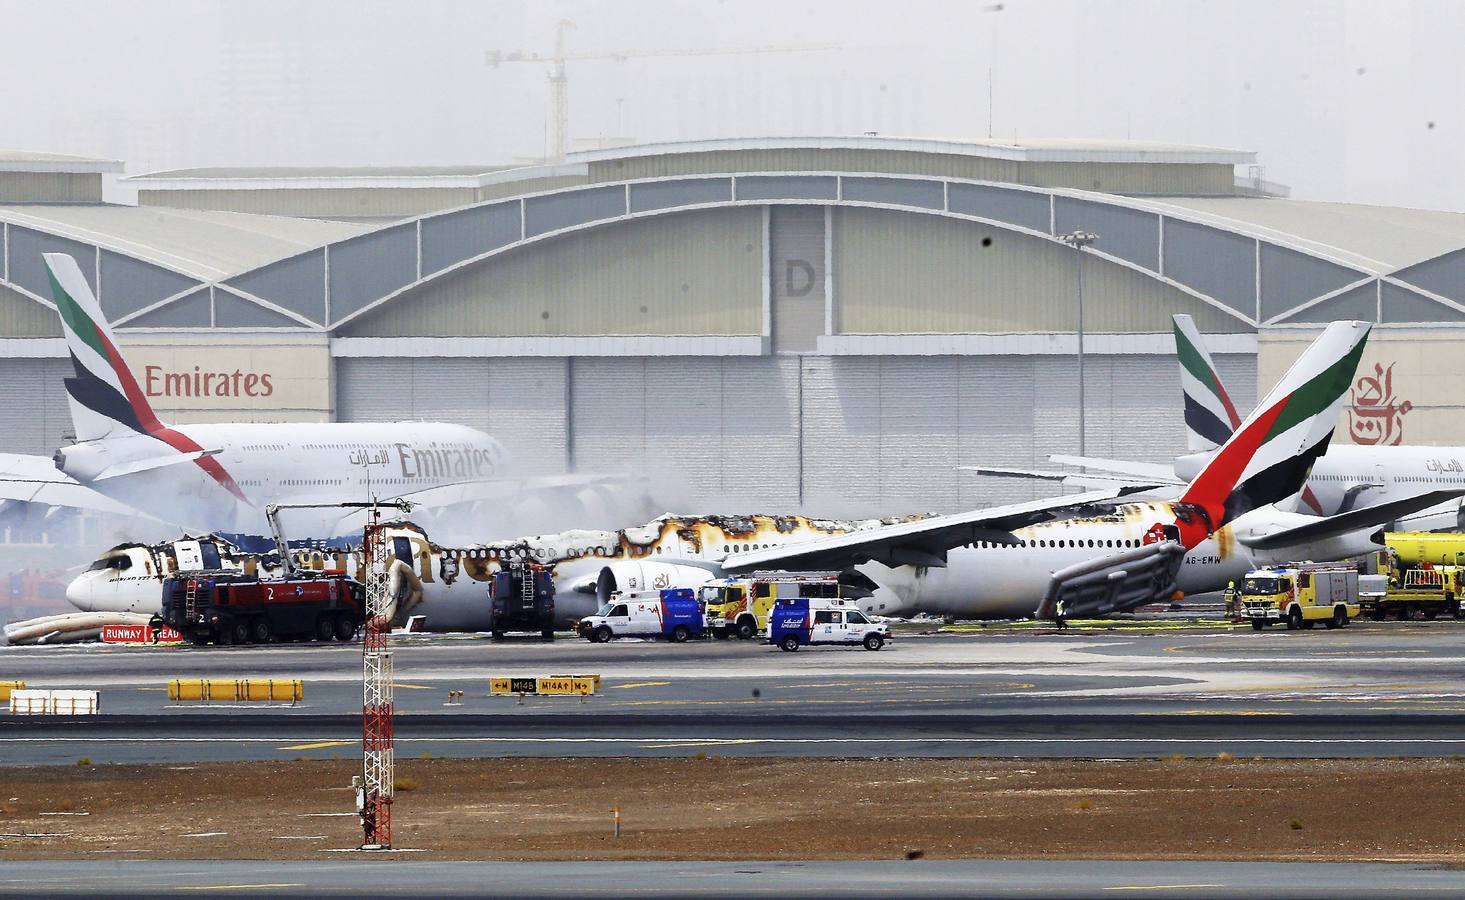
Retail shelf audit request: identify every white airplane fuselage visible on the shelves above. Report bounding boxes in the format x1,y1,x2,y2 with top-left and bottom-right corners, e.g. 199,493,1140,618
56,422,508,535
1173,445,1465,526
857,501,1383,619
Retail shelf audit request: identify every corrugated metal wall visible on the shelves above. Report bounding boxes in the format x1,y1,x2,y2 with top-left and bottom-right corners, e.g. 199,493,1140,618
769,206,825,352
587,150,1230,194
833,208,1253,334
0,283,63,337
0,358,77,453
798,354,1256,512
137,187,480,219
1018,161,1232,195
335,357,568,475
567,357,801,509
0,172,102,203
337,208,763,337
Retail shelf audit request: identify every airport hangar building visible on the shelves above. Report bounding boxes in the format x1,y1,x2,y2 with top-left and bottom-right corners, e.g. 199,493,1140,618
2,137,1465,516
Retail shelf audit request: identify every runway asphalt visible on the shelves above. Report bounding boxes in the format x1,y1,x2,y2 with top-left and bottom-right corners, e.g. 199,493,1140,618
5,858,1465,898
6,622,1465,763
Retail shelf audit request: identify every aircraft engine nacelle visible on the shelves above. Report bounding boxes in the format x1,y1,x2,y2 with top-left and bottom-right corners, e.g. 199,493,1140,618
1249,528,1384,569
53,442,110,482
593,561,718,605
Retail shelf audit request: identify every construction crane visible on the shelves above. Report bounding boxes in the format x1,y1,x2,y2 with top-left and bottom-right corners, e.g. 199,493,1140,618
487,19,838,160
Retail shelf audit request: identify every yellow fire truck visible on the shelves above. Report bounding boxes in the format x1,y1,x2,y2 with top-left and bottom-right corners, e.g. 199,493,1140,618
698,571,848,639
1241,564,1359,631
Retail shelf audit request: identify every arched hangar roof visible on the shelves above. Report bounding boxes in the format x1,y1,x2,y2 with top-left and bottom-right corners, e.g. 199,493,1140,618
4,138,1465,337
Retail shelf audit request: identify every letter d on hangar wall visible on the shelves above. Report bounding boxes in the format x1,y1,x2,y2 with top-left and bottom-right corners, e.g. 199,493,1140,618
784,259,816,297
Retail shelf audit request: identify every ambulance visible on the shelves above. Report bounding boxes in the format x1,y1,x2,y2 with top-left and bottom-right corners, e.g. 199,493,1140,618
578,588,705,643
768,597,889,651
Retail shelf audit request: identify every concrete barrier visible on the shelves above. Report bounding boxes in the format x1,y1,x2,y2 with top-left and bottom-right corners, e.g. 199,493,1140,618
168,679,302,703
0,681,24,702
10,689,99,715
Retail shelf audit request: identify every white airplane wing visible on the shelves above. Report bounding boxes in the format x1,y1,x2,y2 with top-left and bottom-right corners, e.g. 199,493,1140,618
720,485,1163,573
1239,490,1465,551
0,452,147,517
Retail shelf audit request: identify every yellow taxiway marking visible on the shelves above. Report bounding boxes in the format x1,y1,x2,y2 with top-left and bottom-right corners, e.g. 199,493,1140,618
278,740,353,751
1103,886,1224,893
1171,710,1289,717
173,891,303,897
645,739,762,749
613,681,672,690
394,683,433,690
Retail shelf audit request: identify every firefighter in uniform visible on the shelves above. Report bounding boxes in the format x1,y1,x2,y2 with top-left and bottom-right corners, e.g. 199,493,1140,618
1223,580,1241,621
1054,598,1069,631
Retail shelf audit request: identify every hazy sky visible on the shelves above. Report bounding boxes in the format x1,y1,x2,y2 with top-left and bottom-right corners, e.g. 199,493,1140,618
3,0,1462,211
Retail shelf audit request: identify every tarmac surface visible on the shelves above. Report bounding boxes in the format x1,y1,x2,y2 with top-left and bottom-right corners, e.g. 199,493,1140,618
5,621,1465,763
5,858,1465,898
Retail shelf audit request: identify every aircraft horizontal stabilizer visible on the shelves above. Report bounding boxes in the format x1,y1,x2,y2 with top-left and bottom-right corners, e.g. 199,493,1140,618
1034,540,1186,619
94,448,223,481
1238,490,1465,551
959,465,1178,493
1047,455,1179,480
0,453,147,517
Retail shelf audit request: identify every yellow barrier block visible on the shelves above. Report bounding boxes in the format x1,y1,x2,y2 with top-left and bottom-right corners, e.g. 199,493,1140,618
168,679,205,701
167,679,301,702
268,680,303,702
0,681,25,702
242,680,271,702
206,679,241,702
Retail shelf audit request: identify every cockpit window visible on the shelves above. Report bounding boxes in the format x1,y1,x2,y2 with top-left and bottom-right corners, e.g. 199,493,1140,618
199,543,222,570
89,555,132,572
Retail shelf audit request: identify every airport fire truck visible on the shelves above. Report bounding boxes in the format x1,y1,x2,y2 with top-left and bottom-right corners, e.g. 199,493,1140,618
698,571,848,639
160,570,364,645
487,561,556,641
1241,563,1359,630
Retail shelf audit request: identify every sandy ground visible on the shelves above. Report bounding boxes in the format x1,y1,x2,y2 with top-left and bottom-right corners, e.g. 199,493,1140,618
2,757,1465,862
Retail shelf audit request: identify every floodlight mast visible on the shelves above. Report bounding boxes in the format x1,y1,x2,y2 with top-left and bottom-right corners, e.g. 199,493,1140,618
261,498,413,850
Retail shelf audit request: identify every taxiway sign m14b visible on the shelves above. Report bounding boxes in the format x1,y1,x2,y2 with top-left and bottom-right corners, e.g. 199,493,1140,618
716,319,1462,619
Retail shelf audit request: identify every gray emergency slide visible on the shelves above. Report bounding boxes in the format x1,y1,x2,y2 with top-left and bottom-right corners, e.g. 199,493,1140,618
1034,541,1185,619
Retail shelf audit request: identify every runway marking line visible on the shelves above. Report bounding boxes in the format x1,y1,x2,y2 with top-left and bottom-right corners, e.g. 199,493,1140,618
278,740,354,751
174,891,303,897
612,681,672,690
1101,891,1218,897
1170,710,1290,717
647,740,763,749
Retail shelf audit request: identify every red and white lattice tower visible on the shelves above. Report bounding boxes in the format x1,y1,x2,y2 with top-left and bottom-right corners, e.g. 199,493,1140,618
360,504,394,849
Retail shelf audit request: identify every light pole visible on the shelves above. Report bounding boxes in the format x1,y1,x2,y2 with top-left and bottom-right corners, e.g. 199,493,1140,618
1058,230,1100,457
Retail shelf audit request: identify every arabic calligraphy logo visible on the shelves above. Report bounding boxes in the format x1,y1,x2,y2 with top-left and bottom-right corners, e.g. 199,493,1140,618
1347,362,1413,446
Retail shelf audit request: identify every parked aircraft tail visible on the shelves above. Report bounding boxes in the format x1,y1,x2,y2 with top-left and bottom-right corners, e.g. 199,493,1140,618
1178,319,1369,532
43,253,249,502
45,253,167,442
1173,313,1241,453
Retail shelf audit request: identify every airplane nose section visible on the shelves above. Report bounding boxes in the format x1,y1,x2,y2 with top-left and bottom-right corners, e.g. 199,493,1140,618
65,573,99,612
